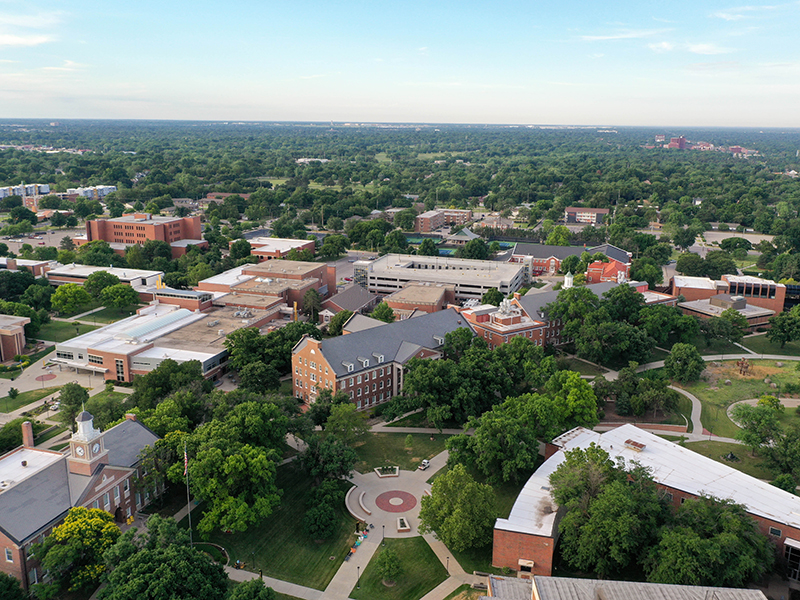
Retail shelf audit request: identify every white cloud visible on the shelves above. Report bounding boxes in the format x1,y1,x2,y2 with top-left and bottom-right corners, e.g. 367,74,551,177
42,60,85,72
648,41,674,52
580,29,667,41
0,10,64,28
0,33,53,46
686,42,734,55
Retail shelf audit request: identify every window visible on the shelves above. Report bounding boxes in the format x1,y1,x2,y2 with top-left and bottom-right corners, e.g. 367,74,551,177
115,359,125,382
5,548,13,562
770,527,782,537
357,375,362,384
93,499,100,509
357,388,362,396
349,378,354,386
380,368,384,377
104,492,110,509
664,492,673,502
372,371,376,380
380,380,384,389
136,493,141,508
88,354,103,365
56,351,74,360
114,486,120,503
124,479,130,493
680,497,686,504
372,383,376,391
786,544,800,581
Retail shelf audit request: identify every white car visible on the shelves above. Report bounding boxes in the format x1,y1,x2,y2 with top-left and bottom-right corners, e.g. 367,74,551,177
418,459,430,470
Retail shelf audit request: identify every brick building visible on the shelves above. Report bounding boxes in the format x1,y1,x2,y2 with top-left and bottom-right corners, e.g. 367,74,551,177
415,209,472,233
669,275,786,314
509,243,631,279
235,237,316,261
494,424,800,590
291,308,470,408
383,283,454,319
0,315,30,362
76,213,207,258
0,257,53,278
585,258,629,284
678,294,774,331
564,207,610,225
0,414,158,592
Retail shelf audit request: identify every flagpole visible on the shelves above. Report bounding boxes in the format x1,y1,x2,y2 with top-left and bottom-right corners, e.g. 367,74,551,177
184,440,193,546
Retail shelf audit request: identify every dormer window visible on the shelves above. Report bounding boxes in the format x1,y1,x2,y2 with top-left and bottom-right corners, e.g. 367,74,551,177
433,336,444,345
373,353,384,363
358,357,370,368
343,361,354,372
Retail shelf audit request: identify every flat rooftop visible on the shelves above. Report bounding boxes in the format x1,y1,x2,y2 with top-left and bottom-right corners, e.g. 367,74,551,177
155,306,270,351
672,276,724,290
243,260,323,278
233,276,317,296
170,239,206,248
386,283,450,305
0,314,31,329
367,254,524,279
0,448,63,493
725,274,784,287
247,237,313,252
47,264,162,282
197,266,254,289
679,299,774,319
102,213,185,225
216,293,286,309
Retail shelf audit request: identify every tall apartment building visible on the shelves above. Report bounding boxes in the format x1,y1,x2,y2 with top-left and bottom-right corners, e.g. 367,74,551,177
77,213,207,258
415,208,472,233
291,309,470,407
0,414,159,592
0,183,50,198
66,185,117,199
563,207,610,225
354,254,526,301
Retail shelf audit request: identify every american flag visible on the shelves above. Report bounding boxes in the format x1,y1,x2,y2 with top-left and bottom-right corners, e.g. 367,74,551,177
184,448,188,477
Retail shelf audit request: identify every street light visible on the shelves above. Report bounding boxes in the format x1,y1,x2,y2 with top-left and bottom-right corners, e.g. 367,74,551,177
382,524,385,547
357,566,360,590
251,551,255,572
446,556,449,574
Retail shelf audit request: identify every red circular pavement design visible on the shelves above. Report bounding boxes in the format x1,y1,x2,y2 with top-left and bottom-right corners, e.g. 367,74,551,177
375,490,417,513
35,374,57,382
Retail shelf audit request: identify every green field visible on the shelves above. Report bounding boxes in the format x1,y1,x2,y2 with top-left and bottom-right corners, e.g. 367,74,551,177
200,463,357,591
0,386,61,413
684,441,774,480
557,357,606,376
83,305,143,324
35,321,98,342
742,334,800,357
353,432,451,473
349,538,448,600
443,584,485,600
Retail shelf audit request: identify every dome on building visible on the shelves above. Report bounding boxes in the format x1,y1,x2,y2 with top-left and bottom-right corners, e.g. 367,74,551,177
76,411,93,423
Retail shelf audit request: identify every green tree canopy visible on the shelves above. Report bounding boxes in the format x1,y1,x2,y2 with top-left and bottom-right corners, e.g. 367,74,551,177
664,343,705,383
327,309,353,336
51,283,92,315
371,301,395,323
84,270,121,297
101,283,140,312
481,287,504,306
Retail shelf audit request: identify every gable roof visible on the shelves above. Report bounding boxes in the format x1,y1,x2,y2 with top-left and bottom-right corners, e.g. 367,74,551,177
533,576,766,600
323,285,378,313
447,227,480,241
318,308,472,377
103,419,160,468
587,243,631,265
515,282,618,320
512,243,585,260
342,313,386,334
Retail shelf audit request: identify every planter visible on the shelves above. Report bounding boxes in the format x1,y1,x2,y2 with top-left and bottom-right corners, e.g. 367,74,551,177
397,517,410,533
374,466,399,478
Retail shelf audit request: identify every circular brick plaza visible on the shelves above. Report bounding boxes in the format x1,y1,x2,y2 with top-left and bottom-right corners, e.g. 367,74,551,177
375,490,417,513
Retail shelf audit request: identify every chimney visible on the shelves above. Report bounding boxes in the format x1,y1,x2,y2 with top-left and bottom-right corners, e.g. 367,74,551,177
22,421,34,448
124,413,137,422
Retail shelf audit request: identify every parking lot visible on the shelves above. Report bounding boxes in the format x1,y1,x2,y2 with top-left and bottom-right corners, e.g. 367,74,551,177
2,227,84,252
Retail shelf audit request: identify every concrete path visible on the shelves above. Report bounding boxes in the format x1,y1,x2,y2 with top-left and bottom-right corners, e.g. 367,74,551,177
225,566,323,600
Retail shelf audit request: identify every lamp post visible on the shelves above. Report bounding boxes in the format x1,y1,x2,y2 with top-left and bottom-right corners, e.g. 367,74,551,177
357,566,360,590
446,556,449,575
382,524,385,547
251,551,255,572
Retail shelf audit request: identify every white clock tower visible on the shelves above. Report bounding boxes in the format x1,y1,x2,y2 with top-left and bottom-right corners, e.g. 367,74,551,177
68,411,109,476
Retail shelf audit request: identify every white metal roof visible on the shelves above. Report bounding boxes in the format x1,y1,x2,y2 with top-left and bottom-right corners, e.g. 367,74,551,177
47,264,162,282
672,276,719,289
498,424,800,537
247,237,313,252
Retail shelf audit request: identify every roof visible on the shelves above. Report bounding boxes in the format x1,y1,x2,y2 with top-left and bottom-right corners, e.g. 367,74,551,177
385,283,449,306
515,282,618,320
533,576,767,600
170,239,206,248
342,313,386,334
512,243,585,260
724,274,784,287
323,285,378,312
565,206,610,214
672,276,720,290
0,451,71,544
310,308,471,377
678,299,774,319
587,244,631,265
47,264,163,283
499,424,800,539
487,575,532,599
103,418,159,468
246,237,314,252
98,213,185,225
446,228,480,241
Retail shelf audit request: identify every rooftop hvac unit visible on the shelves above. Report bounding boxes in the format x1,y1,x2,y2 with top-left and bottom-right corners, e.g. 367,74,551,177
207,320,220,327
218,329,224,336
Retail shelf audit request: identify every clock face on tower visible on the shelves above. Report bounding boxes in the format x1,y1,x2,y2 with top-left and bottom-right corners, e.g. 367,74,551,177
92,443,101,454
75,446,85,457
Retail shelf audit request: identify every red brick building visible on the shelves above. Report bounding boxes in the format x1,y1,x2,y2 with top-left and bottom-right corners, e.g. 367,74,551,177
564,207,610,225
77,213,207,258
0,315,30,362
585,259,629,284
383,283,454,319
234,237,316,261
0,414,159,592
669,275,785,314
415,209,472,233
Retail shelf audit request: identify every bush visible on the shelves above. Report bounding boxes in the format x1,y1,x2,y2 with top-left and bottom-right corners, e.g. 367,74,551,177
783,382,800,396
8,388,19,400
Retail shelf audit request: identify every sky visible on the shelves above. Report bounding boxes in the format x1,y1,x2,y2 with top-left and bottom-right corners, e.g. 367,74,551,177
0,0,798,127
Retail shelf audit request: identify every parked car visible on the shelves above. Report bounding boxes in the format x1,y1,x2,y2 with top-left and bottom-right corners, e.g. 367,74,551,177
418,459,430,470
38,242,45,245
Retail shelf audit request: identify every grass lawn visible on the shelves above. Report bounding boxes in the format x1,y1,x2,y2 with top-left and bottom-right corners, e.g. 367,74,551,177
84,304,142,324
35,425,67,444
684,441,775,480
199,463,357,591
443,584,485,600
674,360,800,438
0,386,61,413
558,358,606,376
349,538,448,600
742,334,800,357
35,320,98,342
88,390,130,404
50,441,69,451
682,333,742,357
57,300,103,318
353,432,451,473
384,412,461,430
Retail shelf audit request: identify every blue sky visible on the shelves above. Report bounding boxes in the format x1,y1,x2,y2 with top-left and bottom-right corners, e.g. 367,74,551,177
0,0,797,126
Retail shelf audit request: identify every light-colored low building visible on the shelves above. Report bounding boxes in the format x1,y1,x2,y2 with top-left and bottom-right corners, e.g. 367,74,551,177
383,283,455,319
0,314,30,362
679,294,774,331
354,254,526,301
234,237,316,261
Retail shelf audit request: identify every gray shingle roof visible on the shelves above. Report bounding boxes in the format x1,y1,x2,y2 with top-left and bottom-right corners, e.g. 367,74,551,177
516,282,618,320
588,243,632,265
533,576,767,600
320,308,472,377
103,419,159,468
323,285,378,313
513,243,586,260
487,575,532,599
0,459,72,544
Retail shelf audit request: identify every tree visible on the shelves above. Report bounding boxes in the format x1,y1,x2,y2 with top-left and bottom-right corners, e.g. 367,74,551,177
394,208,417,231
644,496,774,587
327,309,352,336
458,238,489,260
128,359,207,410
481,287,503,306
664,343,705,383
85,393,126,430
326,216,343,232
306,389,351,428
676,252,705,276
546,225,571,246
21,283,54,311
238,362,280,394
767,306,800,348
51,283,92,315
698,316,743,347
230,239,251,260
84,270,121,298
703,250,737,280
227,579,277,600
9,206,37,225
630,257,663,288
443,327,474,361
101,284,139,312
319,234,348,259
673,227,696,250
418,238,439,256
371,301,395,323
299,435,358,485
33,507,121,593
224,327,269,372
419,463,497,552
58,382,90,429
731,404,780,456
375,547,402,584
324,403,368,446
302,288,322,322
0,572,25,600
60,236,76,251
